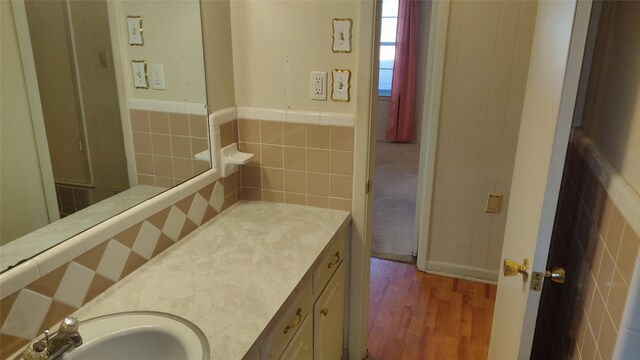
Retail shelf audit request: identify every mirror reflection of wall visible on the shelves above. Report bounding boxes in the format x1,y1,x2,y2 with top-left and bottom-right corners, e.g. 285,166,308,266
0,0,210,271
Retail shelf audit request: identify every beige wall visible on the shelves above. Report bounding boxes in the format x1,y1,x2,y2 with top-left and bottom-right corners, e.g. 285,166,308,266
229,0,360,113
0,1,50,244
425,0,537,281
581,0,640,194
116,0,207,103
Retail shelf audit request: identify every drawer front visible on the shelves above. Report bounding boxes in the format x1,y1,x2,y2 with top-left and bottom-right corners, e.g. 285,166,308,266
313,230,345,298
261,281,312,360
280,315,313,360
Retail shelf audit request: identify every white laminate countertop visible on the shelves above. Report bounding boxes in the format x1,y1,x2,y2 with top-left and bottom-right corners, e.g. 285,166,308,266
69,201,351,359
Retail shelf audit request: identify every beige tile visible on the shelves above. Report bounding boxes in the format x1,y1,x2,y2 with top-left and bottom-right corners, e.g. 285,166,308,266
588,288,605,339
285,193,306,205
130,110,149,132
239,142,261,166
0,291,20,329
189,115,208,137
191,138,209,155
617,225,639,282
132,131,152,153
171,136,192,158
173,158,193,180
26,265,68,298
193,160,209,175
41,301,76,333
238,119,261,142
284,170,306,194
241,166,261,188
156,176,175,188
606,269,629,329
592,237,606,276
307,173,330,196
330,198,352,212
284,123,306,147
151,134,172,156
135,153,154,175
307,195,329,209
584,273,597,314
83,273,115,304
223,173,238,195
307,149,330,173
149,111,170,134
261,145,283,168
137,174,156,186
330,126,354,151
330,175,353,199
220,121,235,148
307,124,330,149
597,196,615,234
263,190,284,203
330,151,353,175
284,147,306,171
262,168,284,191
604,205,624,257
153,156,174,178
0,334,26,360
580,326,597,360
597,313,617,359
232,120,239,143
242,187,262,201
596,247,615,298
261,121,283,145
168,113,189,135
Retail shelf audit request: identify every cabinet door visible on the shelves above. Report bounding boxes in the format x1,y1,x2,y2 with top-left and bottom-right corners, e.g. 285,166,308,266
281,315,313,360
314,262,345,360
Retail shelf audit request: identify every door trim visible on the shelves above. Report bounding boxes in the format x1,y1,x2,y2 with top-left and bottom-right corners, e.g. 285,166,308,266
415,0,450,271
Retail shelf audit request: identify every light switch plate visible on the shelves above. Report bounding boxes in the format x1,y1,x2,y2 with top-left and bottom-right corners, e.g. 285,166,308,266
126,16,144,46
310,71,327,100
331,69,351,102
149,63,166,90
332,18,352,53
131,61,148,89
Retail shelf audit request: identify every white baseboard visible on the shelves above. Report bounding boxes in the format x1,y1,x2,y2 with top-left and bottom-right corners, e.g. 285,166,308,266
420,260,499,284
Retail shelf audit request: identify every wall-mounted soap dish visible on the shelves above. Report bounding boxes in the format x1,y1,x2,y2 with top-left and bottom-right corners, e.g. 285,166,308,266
221,143,253,177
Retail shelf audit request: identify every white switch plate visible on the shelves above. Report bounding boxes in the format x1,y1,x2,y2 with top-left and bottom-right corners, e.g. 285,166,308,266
149,63,166,90
131,61,148,89
332,19,352,53
331,69,350,102
310,71,327,100
126,16,143,45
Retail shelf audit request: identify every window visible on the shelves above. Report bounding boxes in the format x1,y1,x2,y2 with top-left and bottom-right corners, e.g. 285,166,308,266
379,0,399,97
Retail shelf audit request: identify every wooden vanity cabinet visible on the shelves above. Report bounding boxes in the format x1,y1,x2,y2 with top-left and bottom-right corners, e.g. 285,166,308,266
257,228,346,360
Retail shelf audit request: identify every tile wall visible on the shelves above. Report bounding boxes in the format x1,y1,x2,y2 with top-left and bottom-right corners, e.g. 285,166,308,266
236,119,354,211
531,133,640,359
130,110,211,188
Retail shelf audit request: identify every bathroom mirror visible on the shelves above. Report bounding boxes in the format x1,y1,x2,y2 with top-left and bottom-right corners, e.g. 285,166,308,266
0,0,210,272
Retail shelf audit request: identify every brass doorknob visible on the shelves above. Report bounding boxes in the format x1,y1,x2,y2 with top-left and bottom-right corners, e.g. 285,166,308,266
503,258,529,282
545,267,565,284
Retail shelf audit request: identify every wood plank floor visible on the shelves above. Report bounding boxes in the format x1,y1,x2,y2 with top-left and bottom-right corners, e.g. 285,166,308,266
367,258,497,360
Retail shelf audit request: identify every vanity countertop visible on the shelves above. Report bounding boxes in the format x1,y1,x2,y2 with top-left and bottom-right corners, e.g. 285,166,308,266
69,200,350,359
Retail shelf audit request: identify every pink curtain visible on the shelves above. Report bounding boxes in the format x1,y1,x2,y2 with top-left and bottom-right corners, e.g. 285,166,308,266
385,0,419,142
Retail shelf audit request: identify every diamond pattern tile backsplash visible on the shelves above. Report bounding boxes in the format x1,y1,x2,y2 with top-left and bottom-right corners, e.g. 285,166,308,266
0,179,236,359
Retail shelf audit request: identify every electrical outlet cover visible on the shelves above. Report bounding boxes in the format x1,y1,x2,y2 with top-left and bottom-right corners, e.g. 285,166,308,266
310,71,327,100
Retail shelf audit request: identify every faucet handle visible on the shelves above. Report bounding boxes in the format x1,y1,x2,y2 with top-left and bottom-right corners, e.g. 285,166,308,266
58,317,79,334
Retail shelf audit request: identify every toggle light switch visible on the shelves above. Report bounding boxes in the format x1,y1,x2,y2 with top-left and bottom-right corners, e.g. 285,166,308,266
131,60,148,89
331,69,351,102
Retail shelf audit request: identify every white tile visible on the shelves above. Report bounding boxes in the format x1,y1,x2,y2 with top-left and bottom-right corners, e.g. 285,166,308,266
95,240,131,281
210,181,225,213
53,262,94,308
0,260,40,300
1,289,52,338
237,106,255,119
162,207,187,241
254,107,286,122
188,193,208,225
209,107,237,126
286,110,320,124
128,98,207,116
132,221,162,259
320,112,355,127
33,235,85,277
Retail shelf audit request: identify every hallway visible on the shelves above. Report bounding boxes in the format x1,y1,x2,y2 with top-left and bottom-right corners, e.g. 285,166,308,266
367,258,496,359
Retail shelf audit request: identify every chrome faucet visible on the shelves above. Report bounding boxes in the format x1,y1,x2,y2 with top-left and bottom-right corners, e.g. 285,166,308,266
20,317,83,360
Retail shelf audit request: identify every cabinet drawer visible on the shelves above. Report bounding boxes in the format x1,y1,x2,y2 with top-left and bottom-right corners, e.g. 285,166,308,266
261,281,312,360
313,231,345,298
280,315,313,360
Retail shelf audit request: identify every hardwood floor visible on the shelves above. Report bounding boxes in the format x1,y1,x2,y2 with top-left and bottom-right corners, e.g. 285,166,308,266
367,258,497,360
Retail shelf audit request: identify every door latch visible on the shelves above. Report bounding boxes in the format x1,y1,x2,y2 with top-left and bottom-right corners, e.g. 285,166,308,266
530,267,566,292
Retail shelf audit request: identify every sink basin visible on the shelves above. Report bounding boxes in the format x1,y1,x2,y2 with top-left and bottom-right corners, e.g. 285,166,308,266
62,311,209,360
